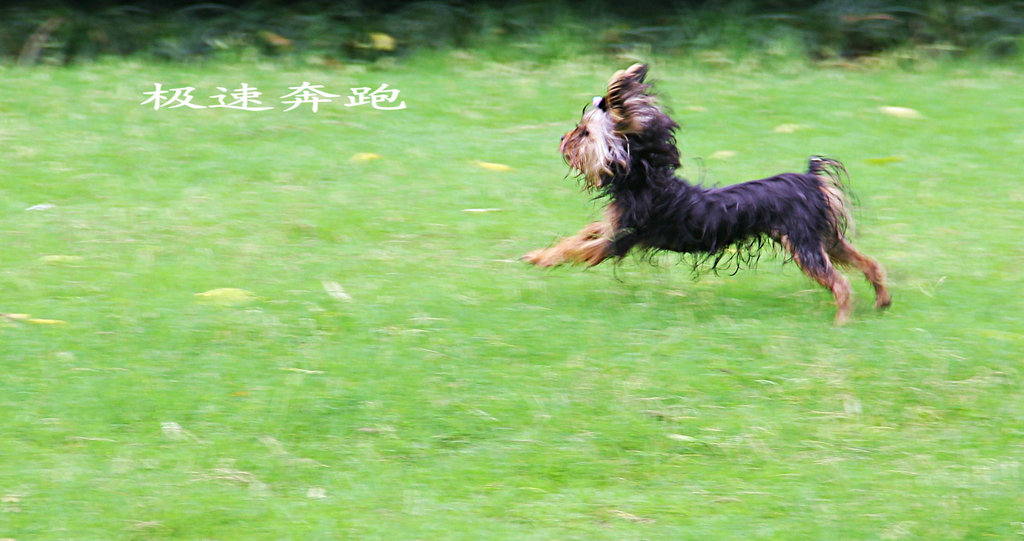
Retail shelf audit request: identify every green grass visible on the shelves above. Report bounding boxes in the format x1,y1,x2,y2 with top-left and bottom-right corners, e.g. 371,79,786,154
2,52,1023,539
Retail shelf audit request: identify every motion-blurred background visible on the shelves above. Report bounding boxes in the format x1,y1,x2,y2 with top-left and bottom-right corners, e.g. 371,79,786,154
5,0,1024,65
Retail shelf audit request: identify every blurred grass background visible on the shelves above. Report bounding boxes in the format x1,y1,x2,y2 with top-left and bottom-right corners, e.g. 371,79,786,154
2,1,1024,540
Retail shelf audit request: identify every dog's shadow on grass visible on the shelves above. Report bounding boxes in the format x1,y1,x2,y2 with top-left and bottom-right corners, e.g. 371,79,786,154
518,261,860,326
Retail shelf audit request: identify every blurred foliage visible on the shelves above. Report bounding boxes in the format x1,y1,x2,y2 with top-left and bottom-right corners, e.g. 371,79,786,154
3,1,1024,64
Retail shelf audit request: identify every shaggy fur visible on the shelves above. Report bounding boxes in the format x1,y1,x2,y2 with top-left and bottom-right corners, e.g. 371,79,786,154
523,64,891,324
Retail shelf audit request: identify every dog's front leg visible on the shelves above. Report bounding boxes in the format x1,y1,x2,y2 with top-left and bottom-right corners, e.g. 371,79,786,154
522,221,612,267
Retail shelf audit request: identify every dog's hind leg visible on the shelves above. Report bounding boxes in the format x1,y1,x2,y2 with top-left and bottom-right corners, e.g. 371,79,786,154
827,238,891,310
804,253,853,325
781,235,853,324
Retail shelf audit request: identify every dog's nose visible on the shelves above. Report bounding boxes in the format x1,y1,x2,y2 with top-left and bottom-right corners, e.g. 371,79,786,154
560,134,565,142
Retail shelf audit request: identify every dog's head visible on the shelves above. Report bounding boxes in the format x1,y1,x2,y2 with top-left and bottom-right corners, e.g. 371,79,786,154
559,64,678,190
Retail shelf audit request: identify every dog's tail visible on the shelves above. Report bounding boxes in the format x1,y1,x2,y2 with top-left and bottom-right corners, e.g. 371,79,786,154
808,156,854,238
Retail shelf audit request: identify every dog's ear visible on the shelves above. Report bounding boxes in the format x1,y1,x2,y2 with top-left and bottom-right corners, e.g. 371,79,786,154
605,63,647,112
604,63,658,134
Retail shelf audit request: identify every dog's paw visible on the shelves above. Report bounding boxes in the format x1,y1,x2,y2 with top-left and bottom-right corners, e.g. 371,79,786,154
875,294,892,310
522,249,557,267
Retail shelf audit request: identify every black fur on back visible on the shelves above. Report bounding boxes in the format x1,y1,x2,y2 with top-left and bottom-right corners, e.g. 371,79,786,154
601,121,849,277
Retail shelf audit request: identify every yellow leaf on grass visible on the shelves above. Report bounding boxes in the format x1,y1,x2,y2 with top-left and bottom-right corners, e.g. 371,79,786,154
370,32,396,51
668,434,699,442
322,280,352,302
773,123,804,133
350,152,382,162
259,31,293,48
195,288,257,305
864,156,906,165
708,150,737,160
879,106,923,119
473,161,514,172
27,318,66,325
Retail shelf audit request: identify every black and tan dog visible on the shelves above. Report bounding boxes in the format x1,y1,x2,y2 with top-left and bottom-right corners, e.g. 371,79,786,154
523,64,890,324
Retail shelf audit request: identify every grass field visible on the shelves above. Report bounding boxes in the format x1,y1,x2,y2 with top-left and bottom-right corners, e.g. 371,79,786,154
2,52,1023,539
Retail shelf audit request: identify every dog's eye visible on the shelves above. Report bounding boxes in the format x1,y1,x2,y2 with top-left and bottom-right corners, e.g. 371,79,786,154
581,129,589,137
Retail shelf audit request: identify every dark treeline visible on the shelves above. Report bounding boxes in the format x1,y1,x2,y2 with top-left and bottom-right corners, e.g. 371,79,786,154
4,1,1024,64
